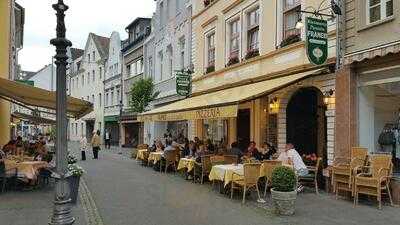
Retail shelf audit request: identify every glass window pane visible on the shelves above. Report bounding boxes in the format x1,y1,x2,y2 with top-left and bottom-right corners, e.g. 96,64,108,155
369,0,381,6
386,0,393,17
370,5,381,23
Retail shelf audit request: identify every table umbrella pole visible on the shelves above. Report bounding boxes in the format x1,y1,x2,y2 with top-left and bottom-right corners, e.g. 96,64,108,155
49,1,74,225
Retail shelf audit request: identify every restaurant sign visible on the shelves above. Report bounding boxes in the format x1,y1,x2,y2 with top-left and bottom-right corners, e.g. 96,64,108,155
176,70,192,97
137,105,238,122
306,17,328,66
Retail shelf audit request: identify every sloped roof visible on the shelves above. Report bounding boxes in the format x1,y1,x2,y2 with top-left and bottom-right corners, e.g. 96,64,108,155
70,48,84,60
90,33,110,59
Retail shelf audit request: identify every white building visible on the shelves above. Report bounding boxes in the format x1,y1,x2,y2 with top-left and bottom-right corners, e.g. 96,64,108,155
104,31,122,146
143,0,193,144
68,33,110,141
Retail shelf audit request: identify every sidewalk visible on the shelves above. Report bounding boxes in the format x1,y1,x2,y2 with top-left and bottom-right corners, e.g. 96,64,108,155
0,185,86,225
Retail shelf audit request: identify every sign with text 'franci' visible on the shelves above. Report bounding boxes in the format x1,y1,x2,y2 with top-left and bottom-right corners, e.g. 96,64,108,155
176,70,192,97
306,17,328,65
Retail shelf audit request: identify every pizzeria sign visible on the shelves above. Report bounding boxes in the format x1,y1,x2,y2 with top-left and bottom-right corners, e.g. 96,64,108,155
306,17,328,66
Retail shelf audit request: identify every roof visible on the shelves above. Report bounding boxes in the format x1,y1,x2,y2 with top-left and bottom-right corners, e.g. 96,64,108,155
90,33,110,59
70,48,84,60
125,17,151,31
20,71,36,80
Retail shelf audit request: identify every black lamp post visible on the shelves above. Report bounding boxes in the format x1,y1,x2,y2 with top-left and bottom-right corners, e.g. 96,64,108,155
49,1,74,224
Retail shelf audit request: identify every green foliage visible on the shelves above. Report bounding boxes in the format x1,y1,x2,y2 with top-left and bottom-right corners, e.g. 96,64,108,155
271,166,297,192
129,78,159,113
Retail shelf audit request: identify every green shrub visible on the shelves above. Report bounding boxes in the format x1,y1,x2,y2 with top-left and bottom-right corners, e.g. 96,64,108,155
271,166,296,192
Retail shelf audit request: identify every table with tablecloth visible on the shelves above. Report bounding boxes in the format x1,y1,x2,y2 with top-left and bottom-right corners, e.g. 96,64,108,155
209,164,268,187
177,158,196,172
136,149,148,160
148,152,163,164
4,160,48,181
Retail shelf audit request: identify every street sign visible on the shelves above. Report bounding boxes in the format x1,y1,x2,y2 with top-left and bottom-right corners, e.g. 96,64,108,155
306,17,328,65
176,70,191,97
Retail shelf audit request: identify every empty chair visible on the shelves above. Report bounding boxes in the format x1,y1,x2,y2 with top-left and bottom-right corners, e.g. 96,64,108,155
298,157,322,194
230,163,262,204
164,150,179,173
262,160,282,197
194,155,212,184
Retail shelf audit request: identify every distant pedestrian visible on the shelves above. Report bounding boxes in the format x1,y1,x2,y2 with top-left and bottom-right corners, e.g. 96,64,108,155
105,129,111,149
80,135,87,161
91,130,101,159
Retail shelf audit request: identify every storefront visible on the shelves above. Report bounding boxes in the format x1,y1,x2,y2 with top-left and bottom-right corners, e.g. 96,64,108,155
120,113,143,148
104,115,120,146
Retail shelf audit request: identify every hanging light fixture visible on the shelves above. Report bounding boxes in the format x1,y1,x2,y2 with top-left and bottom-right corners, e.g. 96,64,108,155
323,89,334,105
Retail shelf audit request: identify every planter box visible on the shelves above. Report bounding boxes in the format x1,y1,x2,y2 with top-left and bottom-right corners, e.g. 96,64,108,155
67,175,81,204
390,177,400,206
271,188,297,215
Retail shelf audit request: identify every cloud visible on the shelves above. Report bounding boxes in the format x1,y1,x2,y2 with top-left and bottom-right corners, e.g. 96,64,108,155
18,0,155,72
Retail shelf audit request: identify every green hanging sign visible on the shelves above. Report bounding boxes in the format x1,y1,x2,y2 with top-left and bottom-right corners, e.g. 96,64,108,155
306,17,328,66
176,70,192,97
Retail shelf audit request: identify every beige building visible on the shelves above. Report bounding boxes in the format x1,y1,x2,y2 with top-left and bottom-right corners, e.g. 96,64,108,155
140,0,339,166
336,0,400,172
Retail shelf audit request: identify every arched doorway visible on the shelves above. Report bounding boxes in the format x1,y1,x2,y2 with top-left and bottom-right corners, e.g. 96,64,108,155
286,87,327,165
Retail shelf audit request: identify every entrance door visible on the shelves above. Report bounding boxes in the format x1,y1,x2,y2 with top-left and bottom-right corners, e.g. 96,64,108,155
237,109,251,151
86,121,94,141
286,88,326,163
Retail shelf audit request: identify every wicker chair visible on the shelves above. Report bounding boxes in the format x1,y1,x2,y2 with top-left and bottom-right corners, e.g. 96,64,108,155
298,157,322,194
262,160,282,197
164,150,178,173
141,151,150,166
354,154,393,209
193,155,212,184
224,155,238,164
210,155,225,166
332,147,368,198
230,163,262,204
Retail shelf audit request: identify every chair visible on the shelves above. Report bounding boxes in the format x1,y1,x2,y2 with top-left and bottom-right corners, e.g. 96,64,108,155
230,163,262,204
262,160,282,197
224,155,238,164
164,150,178,173
193,155,212,184
354,154,393,209
141,151,150,167
332,147,368,198
298,157,322,194
0,165,18,193
210,155,225,166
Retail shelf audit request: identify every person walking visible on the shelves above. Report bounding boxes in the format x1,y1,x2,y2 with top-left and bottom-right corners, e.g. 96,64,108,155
91,130,101,159
105,129,111,149
80,135,87,161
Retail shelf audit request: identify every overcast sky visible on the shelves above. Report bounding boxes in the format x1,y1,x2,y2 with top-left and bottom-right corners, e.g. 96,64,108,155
18,0,155,72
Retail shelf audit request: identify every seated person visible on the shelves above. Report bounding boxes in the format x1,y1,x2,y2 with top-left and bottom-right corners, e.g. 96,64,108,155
2,140,16,155
154,140,164,152
162,140,177,157
150,141,157,152
245,141,259,158
194,144,206,163
277,143,308,177
228,142,243,159
186,140,196,157
257,142,277,160
15,136,24,156
205,139,215,153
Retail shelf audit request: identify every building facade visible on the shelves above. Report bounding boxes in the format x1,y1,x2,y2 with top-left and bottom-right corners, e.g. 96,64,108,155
336,0,400,173
140,0,339,169
120,18,151,147
143,0,193,144
68,33,109,141
104,31,122,146
0,0,24,145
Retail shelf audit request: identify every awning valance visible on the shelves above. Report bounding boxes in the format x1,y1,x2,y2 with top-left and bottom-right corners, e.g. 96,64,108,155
0,77,93,119
12,112,56,125
138,69,324,122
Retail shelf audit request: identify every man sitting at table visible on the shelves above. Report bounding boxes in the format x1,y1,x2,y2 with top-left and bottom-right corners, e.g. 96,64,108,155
278,143,308,177
228,142,243,159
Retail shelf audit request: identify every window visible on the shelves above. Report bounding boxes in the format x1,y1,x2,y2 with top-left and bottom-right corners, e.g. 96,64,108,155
88,54,90,62
106,92,109,106
180,37,185,69
229,19,240,57
91,94,95,105
247,8,260,51
160,2,164,26
167,46,173,77
99,93,102,107
81,74,84,86
166,0,170,20
117,89,120,103
111,91,114,105
81,123,84,136
92,51,95,61
99,67,102,79
139,59,143,74
159,51,164,81
367,0,393,24
207,32,216,66
87,72,90,84
283,0,301,39
127,65,131,76
92,70,95,82
148,57,153,78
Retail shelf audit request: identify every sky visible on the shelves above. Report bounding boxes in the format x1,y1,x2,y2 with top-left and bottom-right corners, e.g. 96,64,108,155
18,0,156,72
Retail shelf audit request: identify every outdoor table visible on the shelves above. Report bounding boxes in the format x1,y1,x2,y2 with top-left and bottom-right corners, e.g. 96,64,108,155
209,164,267,187
136,149,148,160
5,160,48,181
148,152,163,164
177,157,196,172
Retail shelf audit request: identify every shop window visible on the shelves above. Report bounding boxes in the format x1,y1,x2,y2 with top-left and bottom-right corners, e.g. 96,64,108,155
203,119,228,145
367,0,393,24
358,81,400,173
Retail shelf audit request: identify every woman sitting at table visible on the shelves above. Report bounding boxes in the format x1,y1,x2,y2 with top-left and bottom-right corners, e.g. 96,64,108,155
15,136,24,156
155,140,164,152
187,141,196,157
2,140,16,155
34,139,49,161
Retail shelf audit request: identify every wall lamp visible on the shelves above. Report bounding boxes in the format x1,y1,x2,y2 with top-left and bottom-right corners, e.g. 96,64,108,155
295,0,342,29
323,89,335,105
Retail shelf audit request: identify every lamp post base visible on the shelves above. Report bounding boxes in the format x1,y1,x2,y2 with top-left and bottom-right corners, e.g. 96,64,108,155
49,198,75,225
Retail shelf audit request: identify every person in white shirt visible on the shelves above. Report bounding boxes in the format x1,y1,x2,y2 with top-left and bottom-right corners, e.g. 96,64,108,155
105,129,111,149
80,135,87,161
278,143,308,176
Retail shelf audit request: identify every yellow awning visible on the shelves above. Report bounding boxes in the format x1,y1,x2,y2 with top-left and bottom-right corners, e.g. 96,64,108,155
138,69,324,122
12,112,56,125
0,77,93,119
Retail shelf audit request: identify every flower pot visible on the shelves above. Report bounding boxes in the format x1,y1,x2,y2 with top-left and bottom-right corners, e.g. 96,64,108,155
66,175,81,204
271,188,297,215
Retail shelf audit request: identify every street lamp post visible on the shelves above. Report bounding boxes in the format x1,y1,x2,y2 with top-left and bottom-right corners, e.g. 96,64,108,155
49,1,74,225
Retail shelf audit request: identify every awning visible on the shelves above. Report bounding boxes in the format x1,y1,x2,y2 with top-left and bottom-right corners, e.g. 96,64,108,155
344,41,400,64
12,112,56,125
0,77,93,119
138,69,324,122
104,115,119,122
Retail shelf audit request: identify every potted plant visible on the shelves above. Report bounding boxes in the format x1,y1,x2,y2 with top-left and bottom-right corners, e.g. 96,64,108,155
226,54,239,67
279,34,301,48
271,166,297,215
203,0,211,7
205,64,215,74
244,48,259,60
66,164,85,204
67,152,78,164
